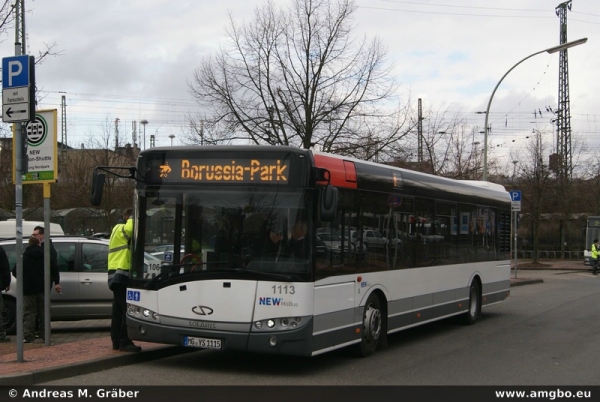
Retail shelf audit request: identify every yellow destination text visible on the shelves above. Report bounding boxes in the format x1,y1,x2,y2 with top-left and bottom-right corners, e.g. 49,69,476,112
181,159,288,182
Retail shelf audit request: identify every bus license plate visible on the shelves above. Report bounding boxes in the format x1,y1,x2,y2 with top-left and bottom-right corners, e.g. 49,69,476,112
184,336,222,350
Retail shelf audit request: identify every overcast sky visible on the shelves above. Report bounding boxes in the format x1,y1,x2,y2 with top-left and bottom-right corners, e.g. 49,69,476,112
2,0,597,167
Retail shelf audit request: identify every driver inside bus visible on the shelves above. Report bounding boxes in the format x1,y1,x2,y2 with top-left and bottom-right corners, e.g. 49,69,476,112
262,219,285,257
289,220,309,259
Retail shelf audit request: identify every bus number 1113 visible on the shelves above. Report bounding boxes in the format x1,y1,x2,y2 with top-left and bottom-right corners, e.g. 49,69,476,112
272,285,295,294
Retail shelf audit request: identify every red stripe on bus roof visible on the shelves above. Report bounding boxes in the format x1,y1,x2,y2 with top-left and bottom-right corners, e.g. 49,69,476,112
313,154,358,189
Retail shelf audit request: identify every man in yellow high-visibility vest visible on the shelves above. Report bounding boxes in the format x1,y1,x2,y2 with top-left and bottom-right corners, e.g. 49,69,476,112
592,239,599,276
108,208,141,352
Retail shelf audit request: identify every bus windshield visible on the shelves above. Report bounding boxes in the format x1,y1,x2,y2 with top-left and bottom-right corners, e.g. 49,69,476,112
133,187,313,285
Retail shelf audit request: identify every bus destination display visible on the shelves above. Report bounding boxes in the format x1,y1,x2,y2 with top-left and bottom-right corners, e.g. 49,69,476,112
156,158,290,184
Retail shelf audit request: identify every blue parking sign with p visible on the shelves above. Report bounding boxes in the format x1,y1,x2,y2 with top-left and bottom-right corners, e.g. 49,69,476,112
510,190,521,201
2,55,30,88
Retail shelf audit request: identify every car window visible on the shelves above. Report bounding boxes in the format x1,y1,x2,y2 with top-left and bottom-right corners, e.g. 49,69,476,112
54,242,76,272
82,243,108,272
1,244,15,270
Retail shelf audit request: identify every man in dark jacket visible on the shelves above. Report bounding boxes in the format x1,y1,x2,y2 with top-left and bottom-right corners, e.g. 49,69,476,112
13,236,60,343
0,244,11,342
31,226,61,338
32,226,61,293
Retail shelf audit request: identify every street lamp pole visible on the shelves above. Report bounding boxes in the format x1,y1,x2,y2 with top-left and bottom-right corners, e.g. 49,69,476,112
169,134,175,146
140,119,148,150
482,37,587,181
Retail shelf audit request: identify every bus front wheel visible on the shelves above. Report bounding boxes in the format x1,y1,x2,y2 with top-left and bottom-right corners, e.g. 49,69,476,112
354,293,382,357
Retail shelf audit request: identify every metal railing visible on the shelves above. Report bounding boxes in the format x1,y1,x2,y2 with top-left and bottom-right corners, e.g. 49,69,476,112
515,250,584,260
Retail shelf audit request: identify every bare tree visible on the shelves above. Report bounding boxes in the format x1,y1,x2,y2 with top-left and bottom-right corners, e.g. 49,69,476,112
439,125,484,179
188,0,405,154
511,130,554,263
181,113,240,146
386,105,485,177
0,1,62,75
52,118,137,230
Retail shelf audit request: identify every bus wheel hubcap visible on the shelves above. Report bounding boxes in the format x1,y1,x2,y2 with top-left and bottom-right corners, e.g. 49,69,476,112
364,306,381,341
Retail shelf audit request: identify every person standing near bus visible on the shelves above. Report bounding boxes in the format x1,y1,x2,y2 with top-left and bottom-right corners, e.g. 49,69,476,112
30,227,61,340
592,239,599,275
13,236,46,343
108,209,141,352
32,226,61,294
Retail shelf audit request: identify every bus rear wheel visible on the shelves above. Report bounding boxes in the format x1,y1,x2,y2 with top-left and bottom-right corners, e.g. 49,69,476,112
354,293,382,357
462,281,481,325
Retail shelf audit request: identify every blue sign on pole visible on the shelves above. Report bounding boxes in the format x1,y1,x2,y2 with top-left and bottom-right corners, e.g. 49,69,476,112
509,190,521,202
2,55,30,88
2,55,35,123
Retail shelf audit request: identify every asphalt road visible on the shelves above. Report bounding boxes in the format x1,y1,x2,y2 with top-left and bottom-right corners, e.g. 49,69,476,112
42,269,600,386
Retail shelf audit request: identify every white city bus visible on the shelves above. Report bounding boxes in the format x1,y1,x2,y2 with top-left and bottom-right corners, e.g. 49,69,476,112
91,146,512,357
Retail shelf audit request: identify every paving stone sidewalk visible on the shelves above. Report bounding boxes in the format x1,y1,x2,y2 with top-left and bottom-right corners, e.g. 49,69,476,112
0,319,188,385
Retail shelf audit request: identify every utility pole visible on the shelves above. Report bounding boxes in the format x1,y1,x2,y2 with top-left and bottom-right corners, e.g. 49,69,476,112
417,98,423,163
555,0,573,180
132,121,137,149
60,94,67,153
114,118,119,149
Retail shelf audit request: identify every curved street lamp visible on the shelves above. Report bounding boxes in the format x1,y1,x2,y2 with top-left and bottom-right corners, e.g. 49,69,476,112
482,37,587,181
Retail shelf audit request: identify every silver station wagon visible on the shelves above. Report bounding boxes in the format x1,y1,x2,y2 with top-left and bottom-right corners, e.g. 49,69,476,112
0,236,162,334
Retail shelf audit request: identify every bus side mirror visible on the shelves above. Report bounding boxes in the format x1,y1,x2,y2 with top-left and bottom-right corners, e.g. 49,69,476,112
320,184,338,222
90,170,106,206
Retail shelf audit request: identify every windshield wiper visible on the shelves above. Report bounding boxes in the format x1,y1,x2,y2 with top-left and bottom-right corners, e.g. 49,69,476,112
242,269,302,281
188,267,302,282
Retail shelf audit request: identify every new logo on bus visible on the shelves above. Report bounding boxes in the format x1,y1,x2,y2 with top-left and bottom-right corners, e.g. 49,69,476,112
259,297,298,307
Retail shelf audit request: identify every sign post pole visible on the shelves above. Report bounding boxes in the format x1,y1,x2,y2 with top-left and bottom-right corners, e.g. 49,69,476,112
2,52,35,364
509,190,522,279
513,210,518,279
4,0,36,363
19,109,58,346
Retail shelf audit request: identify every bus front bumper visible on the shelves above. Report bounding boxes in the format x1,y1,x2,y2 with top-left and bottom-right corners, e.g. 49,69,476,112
126,315,314,356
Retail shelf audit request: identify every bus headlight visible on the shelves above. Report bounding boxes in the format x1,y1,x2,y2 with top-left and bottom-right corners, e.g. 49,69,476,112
127,304,160,323
251,316,307,332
